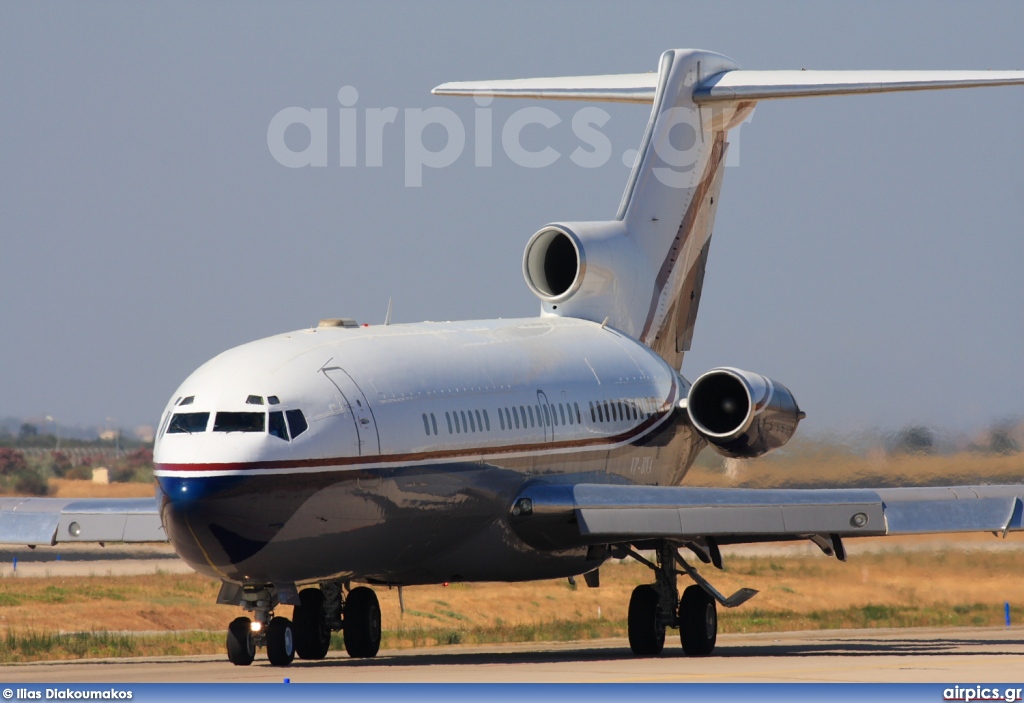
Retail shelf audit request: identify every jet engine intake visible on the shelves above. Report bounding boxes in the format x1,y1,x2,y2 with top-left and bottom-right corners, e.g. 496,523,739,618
686,367,803,458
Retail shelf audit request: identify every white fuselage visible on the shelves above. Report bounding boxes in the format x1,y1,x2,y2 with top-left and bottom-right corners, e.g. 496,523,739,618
152,317,700,586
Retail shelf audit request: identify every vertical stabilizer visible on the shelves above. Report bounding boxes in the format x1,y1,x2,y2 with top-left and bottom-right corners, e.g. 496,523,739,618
616,50,749,368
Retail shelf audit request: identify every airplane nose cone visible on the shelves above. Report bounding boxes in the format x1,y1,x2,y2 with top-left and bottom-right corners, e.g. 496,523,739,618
158,475,272,580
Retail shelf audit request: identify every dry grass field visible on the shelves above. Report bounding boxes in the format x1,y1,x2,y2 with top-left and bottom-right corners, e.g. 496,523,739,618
2,535,1022,662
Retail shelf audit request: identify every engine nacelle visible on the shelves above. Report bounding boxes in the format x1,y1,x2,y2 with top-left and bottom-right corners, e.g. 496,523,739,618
522,221,647,338
686,367,803,458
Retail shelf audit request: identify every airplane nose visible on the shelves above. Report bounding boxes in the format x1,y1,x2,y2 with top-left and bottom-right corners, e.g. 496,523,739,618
158,475,272,579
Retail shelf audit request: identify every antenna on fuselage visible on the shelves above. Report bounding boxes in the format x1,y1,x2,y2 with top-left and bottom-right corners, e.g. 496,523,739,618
384,297,393,326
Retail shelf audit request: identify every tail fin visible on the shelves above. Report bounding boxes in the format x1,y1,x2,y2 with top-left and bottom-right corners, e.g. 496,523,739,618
435,52,1024,368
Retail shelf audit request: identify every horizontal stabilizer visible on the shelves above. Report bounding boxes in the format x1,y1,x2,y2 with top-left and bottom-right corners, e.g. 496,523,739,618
434,69,1024,105
433,73,657,103
0,497,166,546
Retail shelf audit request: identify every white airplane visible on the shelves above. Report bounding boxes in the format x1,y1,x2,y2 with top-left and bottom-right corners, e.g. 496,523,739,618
1,49,1022,668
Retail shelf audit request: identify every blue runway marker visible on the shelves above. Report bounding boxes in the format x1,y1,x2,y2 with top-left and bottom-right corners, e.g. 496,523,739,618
1006,601,1011,627
12,556,16,572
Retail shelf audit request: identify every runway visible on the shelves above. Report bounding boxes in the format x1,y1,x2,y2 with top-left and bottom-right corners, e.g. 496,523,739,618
2,627,1022,683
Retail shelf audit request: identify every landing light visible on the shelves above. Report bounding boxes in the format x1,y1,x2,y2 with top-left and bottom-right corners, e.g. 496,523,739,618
250,621,262,633
511,497,534,517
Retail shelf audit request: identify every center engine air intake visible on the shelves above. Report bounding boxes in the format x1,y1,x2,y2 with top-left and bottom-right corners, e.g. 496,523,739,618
523,227,583,301
686,367,804,458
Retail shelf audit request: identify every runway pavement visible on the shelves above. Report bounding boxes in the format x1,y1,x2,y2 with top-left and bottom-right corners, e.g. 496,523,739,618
2,627,1023,683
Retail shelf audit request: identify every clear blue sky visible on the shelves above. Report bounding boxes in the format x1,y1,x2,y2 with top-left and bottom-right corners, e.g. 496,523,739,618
1,1,1021,436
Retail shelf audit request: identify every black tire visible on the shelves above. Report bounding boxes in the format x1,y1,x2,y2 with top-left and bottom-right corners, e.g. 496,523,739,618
627,584,665,656
226,617,255,666
266,616,296,666
344,586,381,658
294,588,331,660
679,584,717,656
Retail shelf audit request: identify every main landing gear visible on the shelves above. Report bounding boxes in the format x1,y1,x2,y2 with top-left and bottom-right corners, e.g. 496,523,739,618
623,541,757,657
223,581,382,666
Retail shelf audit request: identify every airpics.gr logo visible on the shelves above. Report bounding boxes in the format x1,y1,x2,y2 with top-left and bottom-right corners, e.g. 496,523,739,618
943,685,1024,702
267,87,750,187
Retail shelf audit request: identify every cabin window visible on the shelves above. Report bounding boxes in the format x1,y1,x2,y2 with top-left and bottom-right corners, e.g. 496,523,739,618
574,402,581,424
559,403,566,425
446,411,453,434
526,406,534,427
286,409,308,438
475,409,484,432
589,401,596,422
542,404,550,427
617,401,625,421
602,401,610,422
632,401,639,420
422,413,430,435
167,412,209,434
519,406,527,428
498,409,506,430
468,410,476,432
269,411,288,440
455,412,462,433
513,407,521,429
482,409,490,431
214,412,265,433
430,413,438,434
596,402,604,422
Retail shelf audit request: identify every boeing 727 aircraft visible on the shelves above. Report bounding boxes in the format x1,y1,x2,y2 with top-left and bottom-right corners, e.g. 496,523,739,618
2,49,1023,667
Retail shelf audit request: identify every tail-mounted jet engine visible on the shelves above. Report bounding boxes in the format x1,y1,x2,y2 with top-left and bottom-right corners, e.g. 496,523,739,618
522,221,642,328
686,367,804,458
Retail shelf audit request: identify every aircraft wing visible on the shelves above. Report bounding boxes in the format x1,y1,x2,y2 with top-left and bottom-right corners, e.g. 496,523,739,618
511,483,1024,551
0,497,166,546
433,69,1024,104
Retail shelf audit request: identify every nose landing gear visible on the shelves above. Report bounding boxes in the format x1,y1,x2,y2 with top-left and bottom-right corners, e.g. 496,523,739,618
221,581,382,666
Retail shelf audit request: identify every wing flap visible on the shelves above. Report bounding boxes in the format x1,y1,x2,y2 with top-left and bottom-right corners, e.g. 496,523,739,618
0,497,166,546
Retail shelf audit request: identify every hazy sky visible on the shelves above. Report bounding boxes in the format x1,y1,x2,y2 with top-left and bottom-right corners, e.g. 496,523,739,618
1,1,1021,436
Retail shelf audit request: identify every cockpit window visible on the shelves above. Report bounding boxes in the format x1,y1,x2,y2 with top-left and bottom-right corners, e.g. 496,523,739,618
267,395,280,405
268,411,288,440
214,412,265,433
178,396,195,406
167,412,209,434
285,409,308,438
246,395,264,405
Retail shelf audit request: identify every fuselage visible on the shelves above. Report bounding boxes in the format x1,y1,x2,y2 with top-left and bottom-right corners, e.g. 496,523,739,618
154,317,703,586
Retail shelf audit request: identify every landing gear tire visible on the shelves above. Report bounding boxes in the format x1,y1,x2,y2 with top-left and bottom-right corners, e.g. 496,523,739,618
344,586,381,658
293,588,331,660
627,584,665,656
226,616,255,666
679,585,717,656
266,616,296,667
